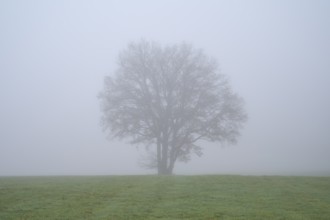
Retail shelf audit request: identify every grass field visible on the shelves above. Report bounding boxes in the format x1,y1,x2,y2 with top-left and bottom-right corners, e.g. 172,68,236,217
0,175,329,219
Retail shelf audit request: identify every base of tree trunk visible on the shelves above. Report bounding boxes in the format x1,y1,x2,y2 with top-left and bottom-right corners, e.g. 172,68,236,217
157,168,173,175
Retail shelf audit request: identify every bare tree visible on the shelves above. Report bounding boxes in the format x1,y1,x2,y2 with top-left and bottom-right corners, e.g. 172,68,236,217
99,40,247,175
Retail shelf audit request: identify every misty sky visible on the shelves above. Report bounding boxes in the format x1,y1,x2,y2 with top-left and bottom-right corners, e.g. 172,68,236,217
1,0,329,176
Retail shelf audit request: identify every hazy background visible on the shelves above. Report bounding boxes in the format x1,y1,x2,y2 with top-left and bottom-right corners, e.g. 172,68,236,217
1,0,329,176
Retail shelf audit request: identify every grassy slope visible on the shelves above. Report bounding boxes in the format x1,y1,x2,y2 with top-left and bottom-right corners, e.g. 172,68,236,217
0,175,329,219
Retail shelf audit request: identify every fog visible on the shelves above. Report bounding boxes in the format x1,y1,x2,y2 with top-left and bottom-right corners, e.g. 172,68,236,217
1,0,329,176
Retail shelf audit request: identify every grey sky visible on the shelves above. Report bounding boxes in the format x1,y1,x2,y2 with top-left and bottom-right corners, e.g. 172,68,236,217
1,0,329,176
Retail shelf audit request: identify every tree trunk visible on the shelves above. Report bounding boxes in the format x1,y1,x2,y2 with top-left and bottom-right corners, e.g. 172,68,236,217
156,137,162,175
160,132,169,174
168,156,176,175
158,166,173,175
156,134,175,175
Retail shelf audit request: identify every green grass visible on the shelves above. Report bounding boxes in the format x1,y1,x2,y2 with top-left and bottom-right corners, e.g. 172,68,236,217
0,175,329,219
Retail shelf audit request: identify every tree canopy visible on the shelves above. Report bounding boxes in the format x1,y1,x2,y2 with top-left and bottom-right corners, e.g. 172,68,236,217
99,40,247,175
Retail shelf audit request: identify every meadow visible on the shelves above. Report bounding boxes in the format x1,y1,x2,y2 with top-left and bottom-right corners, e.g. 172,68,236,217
0,175,329,219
